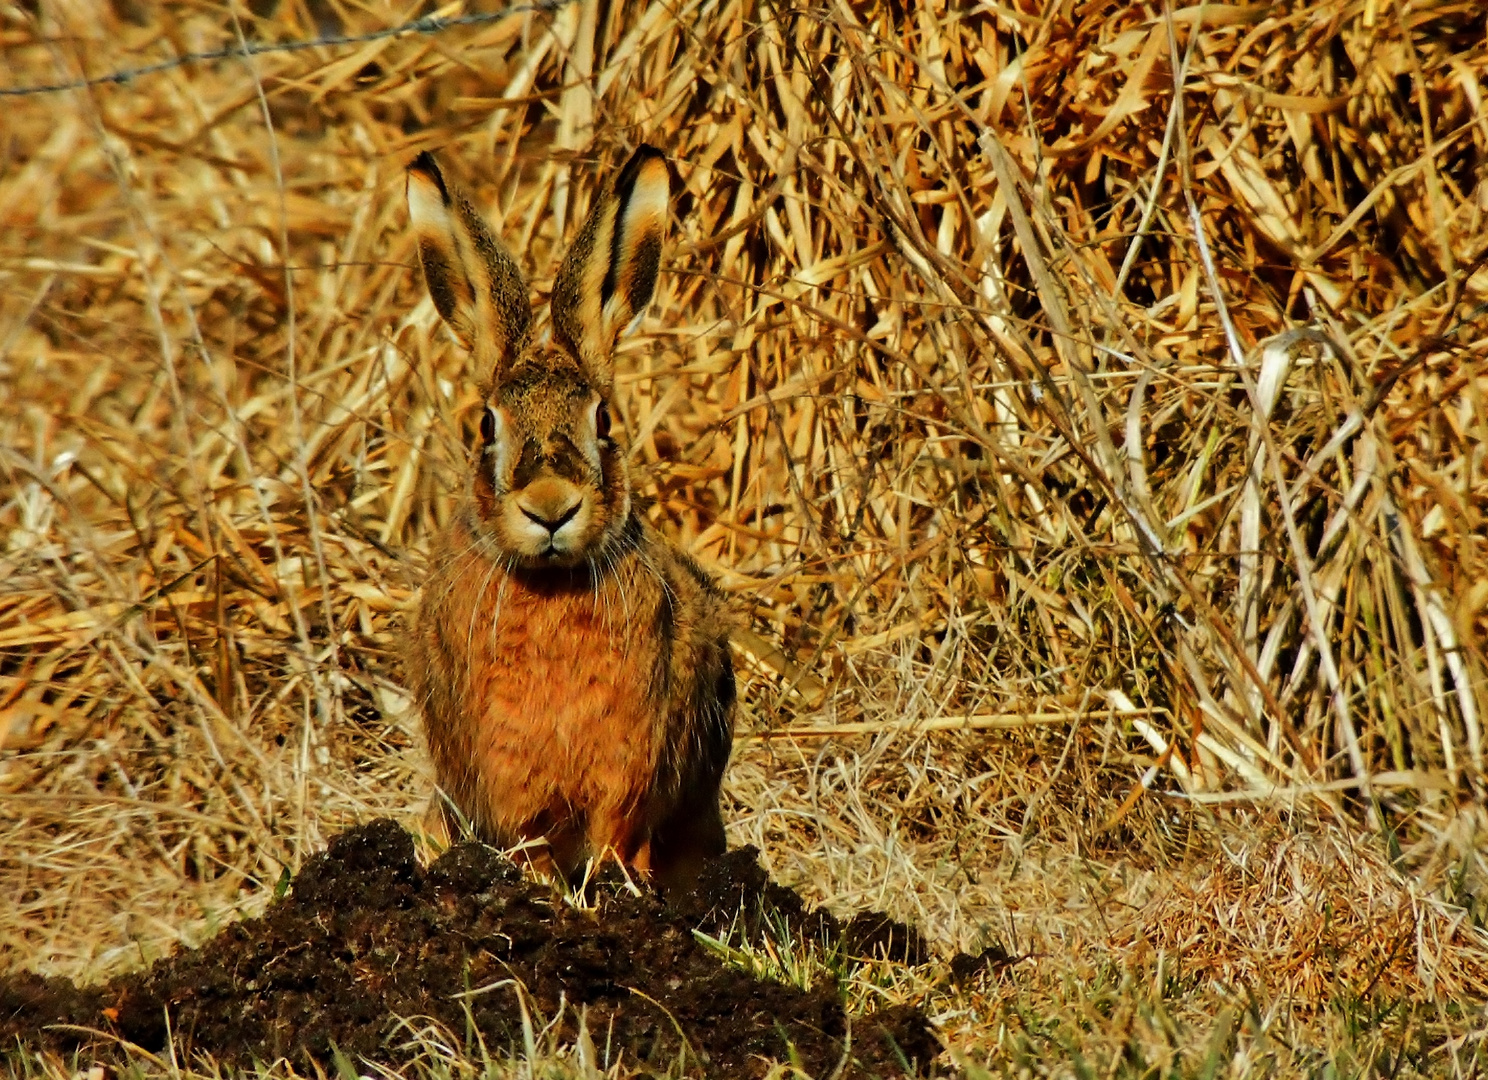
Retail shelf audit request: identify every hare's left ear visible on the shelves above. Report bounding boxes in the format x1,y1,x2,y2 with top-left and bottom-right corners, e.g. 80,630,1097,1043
407,151,531,378
551,146,670,380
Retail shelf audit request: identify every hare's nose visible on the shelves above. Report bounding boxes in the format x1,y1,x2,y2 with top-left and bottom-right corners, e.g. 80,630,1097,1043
520,500,581,534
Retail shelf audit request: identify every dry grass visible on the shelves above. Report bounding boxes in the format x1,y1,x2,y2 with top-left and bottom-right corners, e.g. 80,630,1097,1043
4,0,1488,1072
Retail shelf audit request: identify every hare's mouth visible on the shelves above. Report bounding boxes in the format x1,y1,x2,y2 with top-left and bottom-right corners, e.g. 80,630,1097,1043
499,495,595,567
516,528,586,563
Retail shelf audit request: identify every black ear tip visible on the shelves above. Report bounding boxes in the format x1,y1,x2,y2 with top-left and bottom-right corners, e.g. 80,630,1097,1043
409,150,448,196
616,144,670,194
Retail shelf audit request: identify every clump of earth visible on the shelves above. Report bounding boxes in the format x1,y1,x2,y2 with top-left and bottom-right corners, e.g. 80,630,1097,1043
2,820,942,1077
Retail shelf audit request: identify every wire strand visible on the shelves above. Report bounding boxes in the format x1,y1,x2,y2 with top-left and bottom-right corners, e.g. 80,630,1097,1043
1,0,578,98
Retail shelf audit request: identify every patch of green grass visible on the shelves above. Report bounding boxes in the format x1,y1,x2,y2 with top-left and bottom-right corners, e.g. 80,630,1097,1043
691,907,850,997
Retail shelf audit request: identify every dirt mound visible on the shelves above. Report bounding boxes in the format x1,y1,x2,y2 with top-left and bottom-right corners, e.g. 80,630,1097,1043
1,820,937,1077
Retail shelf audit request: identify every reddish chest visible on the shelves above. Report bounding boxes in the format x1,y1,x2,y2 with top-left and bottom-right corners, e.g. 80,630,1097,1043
439,557,662,836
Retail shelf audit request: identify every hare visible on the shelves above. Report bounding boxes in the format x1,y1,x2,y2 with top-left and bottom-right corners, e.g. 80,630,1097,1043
401,145,735,893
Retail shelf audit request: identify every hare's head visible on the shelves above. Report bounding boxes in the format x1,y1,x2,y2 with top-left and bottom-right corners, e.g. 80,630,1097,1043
407,147,670,569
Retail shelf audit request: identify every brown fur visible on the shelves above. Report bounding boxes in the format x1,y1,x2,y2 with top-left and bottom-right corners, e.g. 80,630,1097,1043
402,146,734,891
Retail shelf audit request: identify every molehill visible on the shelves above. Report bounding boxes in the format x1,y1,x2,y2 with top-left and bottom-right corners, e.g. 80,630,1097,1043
2,820,941,1077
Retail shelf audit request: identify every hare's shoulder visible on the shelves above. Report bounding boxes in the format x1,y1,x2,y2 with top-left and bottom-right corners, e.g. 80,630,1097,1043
636,525,736,794
634,521,729,620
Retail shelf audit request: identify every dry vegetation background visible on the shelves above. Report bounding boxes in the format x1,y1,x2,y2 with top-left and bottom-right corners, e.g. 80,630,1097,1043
4,0,1488,1071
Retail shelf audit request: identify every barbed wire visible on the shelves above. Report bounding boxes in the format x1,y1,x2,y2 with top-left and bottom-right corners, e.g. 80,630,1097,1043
0,0,578,98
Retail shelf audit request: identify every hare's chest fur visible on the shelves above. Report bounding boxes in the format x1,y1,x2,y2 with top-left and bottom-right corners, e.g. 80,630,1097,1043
468,569,662,793
411,522,668,860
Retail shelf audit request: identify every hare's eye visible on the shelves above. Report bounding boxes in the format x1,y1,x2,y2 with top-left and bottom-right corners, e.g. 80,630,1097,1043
594,401,612,440
480,407,498,444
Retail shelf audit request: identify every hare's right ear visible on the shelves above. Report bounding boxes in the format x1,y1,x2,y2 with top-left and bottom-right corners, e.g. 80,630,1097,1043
550,146,671,381
407,152,530,371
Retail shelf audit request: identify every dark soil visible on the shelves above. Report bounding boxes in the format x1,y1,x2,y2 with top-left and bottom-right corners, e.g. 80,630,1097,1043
1,820,939,1077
